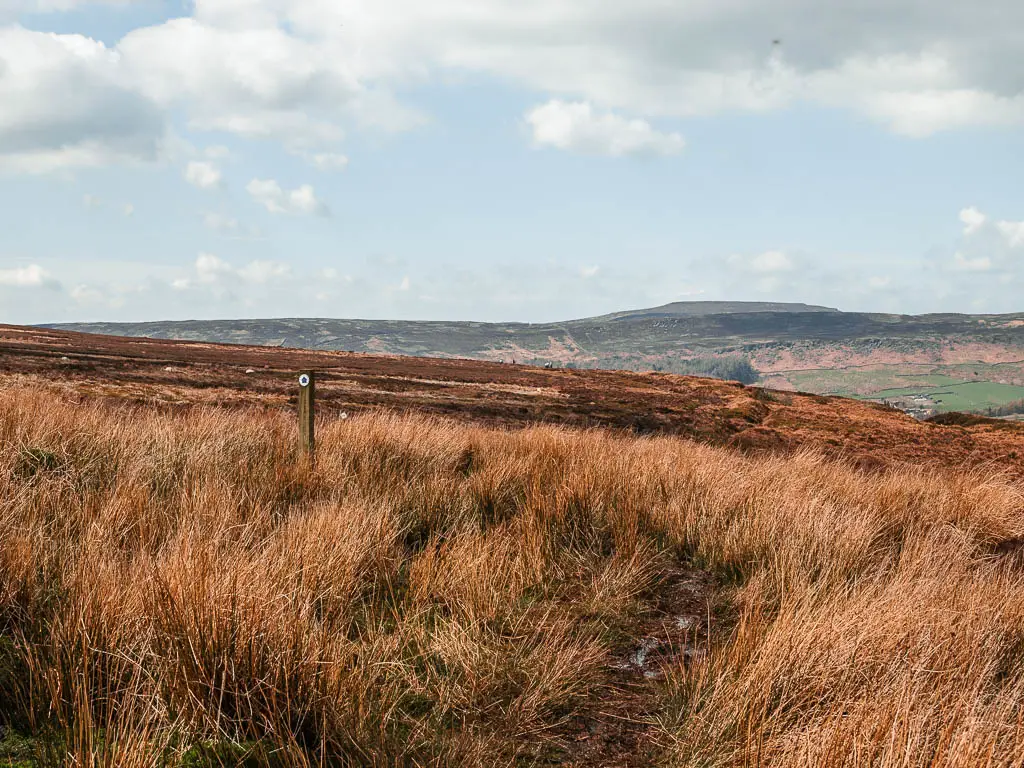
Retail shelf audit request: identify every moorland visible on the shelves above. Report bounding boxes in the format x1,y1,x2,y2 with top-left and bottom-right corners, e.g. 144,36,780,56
2,324,1024,766
52,301,1024,416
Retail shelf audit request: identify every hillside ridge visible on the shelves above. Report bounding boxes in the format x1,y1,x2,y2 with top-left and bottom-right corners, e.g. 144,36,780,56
45,303,1024,417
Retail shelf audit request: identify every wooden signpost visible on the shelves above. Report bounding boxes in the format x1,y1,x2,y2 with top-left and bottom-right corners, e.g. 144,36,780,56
298,371,315,461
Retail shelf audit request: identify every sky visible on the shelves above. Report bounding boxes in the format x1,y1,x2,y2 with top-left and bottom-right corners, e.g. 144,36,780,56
1,0,1024,324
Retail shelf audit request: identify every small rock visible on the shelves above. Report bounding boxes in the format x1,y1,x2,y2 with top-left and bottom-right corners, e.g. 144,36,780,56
245,369,256,374
340,412,349,421
164,367,175,372
60,356,70,362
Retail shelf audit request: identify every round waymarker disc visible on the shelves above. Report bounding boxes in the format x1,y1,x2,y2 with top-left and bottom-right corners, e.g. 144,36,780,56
298,374,311,387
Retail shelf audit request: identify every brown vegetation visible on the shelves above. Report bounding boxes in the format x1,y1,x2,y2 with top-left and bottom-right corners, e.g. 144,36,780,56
3,324,1024,476
4,377,1024,765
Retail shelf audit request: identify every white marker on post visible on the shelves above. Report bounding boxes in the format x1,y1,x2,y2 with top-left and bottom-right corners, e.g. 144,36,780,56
298,371,315,460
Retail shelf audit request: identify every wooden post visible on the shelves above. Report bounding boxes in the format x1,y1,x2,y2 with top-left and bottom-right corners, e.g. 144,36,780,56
298,371,315,461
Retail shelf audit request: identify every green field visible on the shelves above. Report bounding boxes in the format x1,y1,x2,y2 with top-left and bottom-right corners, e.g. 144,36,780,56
872,381,1024,413
777,361,1024,414
930,362,1024,385
783,369,963,397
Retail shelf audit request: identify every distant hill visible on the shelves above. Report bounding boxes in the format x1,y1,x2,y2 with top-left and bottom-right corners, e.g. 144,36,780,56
46,302,1024,415
594,301,840,321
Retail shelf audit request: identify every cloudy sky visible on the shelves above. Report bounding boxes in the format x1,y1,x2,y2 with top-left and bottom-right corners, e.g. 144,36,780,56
2,0,1024,324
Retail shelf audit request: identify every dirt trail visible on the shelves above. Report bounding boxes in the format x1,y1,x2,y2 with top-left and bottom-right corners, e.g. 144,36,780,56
560,563,717,767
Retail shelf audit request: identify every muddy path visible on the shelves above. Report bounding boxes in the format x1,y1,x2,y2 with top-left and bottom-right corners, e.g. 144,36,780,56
557,564,718,767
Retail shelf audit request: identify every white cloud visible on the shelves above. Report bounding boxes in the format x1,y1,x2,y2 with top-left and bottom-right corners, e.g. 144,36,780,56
5,0,1024,176
580,265,600,278
0,264,57,288
246,178,328,215
830,72,1024,137
750,250,794,273
114,18,397,149
996,220,1024,248
955,206,1024,251
122,202,134,216
184,160,222,189
952,252,992,272
195,252,233,283
174,252,292,289
0,26,167,173
526,101,685,157
936,206,1024,280
960,206,987,236
251,0,1024,137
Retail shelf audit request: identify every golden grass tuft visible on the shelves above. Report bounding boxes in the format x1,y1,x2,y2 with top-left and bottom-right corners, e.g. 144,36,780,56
2,387,1024,766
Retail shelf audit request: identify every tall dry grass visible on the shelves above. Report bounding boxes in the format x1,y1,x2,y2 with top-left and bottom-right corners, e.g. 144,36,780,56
1,386,1024,766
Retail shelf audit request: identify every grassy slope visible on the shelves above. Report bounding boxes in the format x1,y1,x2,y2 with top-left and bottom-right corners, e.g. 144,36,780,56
4,387,1024,766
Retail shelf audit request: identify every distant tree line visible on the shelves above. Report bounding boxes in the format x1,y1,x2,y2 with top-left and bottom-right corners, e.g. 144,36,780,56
542,353,759,384
653,355,759,385
983,399,1024,417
